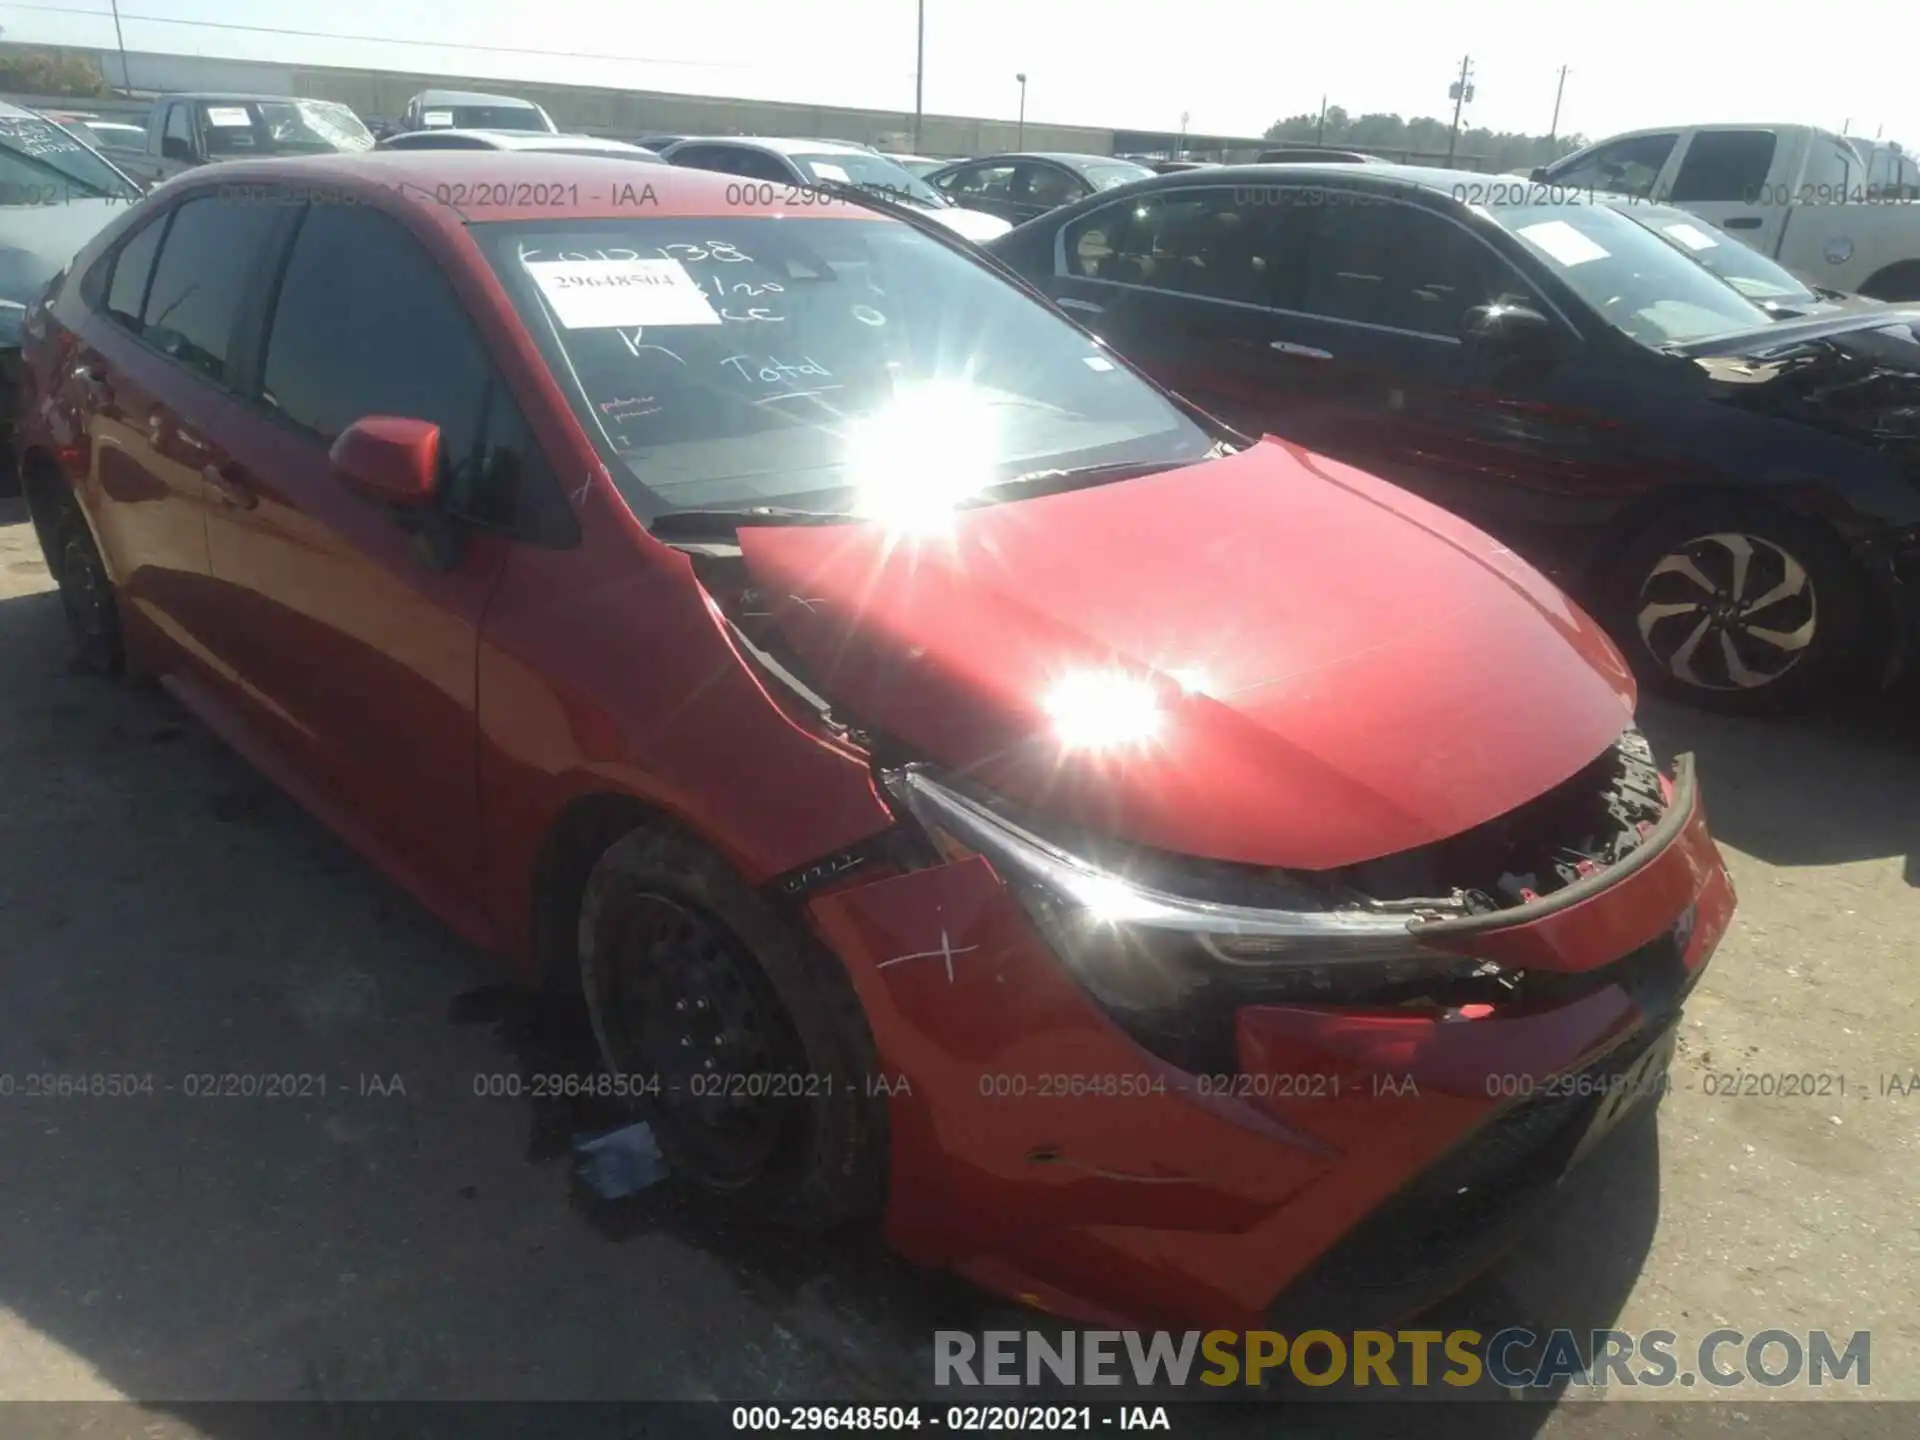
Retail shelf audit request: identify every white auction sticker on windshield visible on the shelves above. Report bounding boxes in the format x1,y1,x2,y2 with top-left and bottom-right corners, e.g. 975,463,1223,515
1662,221,1720,251
1518,219,1610,267
811,162,849,183
423,110,454,127
526,258,722,328
205,106,253,127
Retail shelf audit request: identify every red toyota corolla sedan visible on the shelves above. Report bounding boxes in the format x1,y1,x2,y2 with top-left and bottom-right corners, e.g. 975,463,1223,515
17,153,1735,1330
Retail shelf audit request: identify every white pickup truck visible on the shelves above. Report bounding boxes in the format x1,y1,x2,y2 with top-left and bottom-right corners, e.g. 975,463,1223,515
1531,123,1920,301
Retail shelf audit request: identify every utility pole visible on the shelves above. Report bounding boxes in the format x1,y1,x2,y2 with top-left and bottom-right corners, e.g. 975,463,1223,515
912,0,925,152
1445,55,1474,166
1315,94,1327,145
1178,109,1189,158
110,0,133,94
1015,72,1027,149
1547,64,1568,143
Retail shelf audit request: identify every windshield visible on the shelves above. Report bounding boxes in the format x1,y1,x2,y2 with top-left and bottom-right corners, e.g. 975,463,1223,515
478,215,1213,522
0,115,135,200
198,100,374,156
1082,160,1155,190
789,152,945,207
434,104,550,132
1483,201,1774,347
1610,206,1818,305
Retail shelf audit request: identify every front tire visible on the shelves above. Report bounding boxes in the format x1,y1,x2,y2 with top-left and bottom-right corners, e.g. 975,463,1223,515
1603,502,1867,715
577,823,887,1232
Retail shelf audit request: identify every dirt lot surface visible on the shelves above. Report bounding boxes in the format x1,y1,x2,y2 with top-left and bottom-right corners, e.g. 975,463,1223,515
3,496,1916,1438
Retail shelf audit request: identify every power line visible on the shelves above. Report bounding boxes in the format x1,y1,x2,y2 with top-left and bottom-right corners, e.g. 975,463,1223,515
0,3,755,70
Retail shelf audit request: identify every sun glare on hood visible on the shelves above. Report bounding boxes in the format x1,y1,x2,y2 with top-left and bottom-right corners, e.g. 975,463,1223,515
1043,669,1165,752
846,381,999,534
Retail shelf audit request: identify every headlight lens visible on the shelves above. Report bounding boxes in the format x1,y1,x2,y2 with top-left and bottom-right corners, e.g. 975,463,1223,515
882,767,1481,1007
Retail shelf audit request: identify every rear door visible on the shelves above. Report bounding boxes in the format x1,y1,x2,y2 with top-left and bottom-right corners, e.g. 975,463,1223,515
67,191,287,681
1660,129,1786,254
1047,184,1303,433
204,199,559,897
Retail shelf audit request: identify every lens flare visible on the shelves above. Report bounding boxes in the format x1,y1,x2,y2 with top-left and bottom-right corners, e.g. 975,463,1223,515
1043,669,1164,752
846,381,998,534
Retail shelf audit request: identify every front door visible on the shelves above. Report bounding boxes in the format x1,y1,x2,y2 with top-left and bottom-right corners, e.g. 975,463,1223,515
203,199,516,896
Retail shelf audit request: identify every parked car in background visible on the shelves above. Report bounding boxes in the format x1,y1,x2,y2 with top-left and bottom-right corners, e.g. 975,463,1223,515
924,152,1154,226
1604,200,1880,317
1150,159,1218,173
0,103,143,486
660,137,1012,241
880,152,948,179
987,164,1920,712
15,150,1734,1331
1534,123,1920,301
110,93,376,187
400,89,558,135
1255,147,1381,164
634,134,691,152
379,130,661,161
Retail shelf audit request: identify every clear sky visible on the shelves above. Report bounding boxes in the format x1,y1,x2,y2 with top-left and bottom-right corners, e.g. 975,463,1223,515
7,0,1918,146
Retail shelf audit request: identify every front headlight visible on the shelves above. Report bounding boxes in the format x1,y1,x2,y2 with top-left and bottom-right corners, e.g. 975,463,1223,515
882,768,1490,1050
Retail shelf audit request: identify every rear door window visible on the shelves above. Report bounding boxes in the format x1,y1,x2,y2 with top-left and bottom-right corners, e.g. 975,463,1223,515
1077,189,1285,306
138,194,286,383
1669,130,1778,203
1296,196,1503,336
103,213,168,332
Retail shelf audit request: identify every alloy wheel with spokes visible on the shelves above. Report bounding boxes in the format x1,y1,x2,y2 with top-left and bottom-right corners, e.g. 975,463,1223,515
1635,530,1817,693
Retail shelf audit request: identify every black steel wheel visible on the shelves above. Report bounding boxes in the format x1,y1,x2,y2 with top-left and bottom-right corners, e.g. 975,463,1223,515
50,489,124,676
577,822,888,1230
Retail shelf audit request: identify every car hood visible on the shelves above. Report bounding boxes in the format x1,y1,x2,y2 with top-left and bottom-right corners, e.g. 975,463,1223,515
1684,308,1920,448
0,198,124,307
917,202,1013,242
736,439,1636,871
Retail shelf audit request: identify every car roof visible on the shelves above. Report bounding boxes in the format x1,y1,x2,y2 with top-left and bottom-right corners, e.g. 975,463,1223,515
676,137,872,157
389,129,655,153
166,151,909,223
413,89,542,108
158,92,311,104
950,152,1137,167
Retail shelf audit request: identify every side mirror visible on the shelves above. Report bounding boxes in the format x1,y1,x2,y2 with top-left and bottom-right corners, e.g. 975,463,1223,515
329,416,442,508
1528,166,1548,183
1463,302,1560,362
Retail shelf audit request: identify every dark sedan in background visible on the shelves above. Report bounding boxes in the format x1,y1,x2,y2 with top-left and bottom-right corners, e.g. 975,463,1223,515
926,152,1153,226
987,165,1920,713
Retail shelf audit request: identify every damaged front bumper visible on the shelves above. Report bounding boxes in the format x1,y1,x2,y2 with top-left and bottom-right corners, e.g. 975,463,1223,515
805,752,1733,1330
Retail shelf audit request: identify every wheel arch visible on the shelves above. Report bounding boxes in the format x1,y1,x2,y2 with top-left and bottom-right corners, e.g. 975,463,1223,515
526,789,673,995
1857,259,1920,303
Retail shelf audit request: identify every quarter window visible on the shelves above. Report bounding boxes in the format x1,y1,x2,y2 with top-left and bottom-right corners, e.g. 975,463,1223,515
102,214,167,332
138,195,285,383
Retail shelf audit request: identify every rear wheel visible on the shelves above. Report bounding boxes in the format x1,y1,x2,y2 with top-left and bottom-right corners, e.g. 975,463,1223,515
47,487,124,676
577,823,887,1231
1604,502,1867,714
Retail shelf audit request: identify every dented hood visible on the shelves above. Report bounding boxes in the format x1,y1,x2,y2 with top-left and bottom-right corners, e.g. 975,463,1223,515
737,440,1636,871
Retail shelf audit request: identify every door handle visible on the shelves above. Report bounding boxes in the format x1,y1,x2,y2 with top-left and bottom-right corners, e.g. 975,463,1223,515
71,363,113,405
1270,340,1334,359
203,460,258,509
1722,216,1763,230
1057,297,1105,315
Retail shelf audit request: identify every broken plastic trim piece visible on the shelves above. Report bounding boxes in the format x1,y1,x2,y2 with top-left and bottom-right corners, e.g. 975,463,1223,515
882,768,1463,967
1409,754,1696,939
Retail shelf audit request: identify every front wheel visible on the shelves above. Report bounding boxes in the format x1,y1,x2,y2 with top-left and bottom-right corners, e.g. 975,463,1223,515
1604,503,1868,714
576,823,888,1232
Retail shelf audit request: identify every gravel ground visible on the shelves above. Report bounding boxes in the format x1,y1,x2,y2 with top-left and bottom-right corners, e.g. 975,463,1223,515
2,497,1915,1438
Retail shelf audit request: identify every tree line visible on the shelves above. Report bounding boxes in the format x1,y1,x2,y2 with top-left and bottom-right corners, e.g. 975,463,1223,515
1266,106,1590,171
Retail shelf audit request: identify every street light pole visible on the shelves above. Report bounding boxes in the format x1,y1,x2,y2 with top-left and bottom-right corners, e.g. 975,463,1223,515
1015,72,1026,149
110,0,133,93
912,0,924,152
1547,64,1568,144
